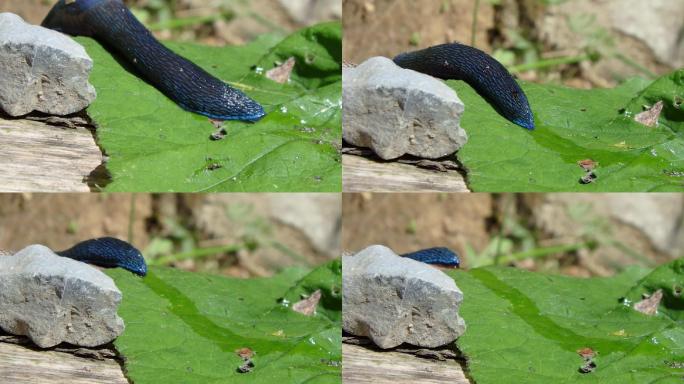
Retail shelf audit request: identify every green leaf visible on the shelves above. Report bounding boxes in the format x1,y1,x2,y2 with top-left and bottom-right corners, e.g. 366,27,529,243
454,69,684,191
80,22,341,192
256,22,342,89
106,260,341,384
448,259,684,383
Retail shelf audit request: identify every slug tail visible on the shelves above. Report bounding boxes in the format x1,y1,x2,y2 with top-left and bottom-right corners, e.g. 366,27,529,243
56,237,147,277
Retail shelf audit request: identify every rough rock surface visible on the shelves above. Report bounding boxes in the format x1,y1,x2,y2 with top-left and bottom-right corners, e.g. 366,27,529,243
343,56,467,160
343,245,466,349
0,12,96,117
0,245,124,348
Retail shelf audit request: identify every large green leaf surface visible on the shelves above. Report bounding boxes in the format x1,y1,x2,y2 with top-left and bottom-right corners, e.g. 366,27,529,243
448,258,684,383
80,22,341,192
454,69,684,191
106,260,341,384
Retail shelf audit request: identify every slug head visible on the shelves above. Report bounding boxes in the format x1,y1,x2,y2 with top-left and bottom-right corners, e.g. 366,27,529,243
197,88,266,122
61,237,148,277
403,247,461,268
512,109,535,130
108,239,148,277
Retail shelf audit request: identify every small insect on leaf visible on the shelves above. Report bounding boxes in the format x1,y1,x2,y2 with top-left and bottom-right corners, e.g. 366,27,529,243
634,100,664,127
577,347,596,360
580,172,597,184
292,289,322,316
266,57,296,84
235,347,255,373
577,159,597,172
633,289,663,316
235,347,254,360
210,127,227,141
237,359,255,373
579,360,597,374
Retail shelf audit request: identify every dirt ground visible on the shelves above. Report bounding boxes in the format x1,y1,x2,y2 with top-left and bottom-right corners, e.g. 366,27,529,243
0,194,339,277
0,0,331,45
343,0,494,62
343,0,676,87
0,194,152,253
342,193,682,276
342,193,493,263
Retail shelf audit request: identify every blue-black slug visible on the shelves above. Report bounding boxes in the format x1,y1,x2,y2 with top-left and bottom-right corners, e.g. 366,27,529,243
57,237,147,276
393,43,534,130
401,247,461,267
42,0,265,122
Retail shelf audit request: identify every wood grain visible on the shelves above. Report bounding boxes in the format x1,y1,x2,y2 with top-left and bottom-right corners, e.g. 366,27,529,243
342,343,470,384
0,117,103,192
0,342,127,384
342,154,469,192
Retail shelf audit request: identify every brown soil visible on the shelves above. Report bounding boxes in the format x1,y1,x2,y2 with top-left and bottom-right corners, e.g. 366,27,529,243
0,0,316,45
343,0,675,86
0,194,151,253
343,0,494,63
342,193,494,268
0,194,335,278
341,193,675,276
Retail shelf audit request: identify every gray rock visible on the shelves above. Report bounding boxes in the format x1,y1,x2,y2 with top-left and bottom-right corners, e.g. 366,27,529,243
343,57,467,160
0,12,96,117
343,245,466,349
0,245,124,348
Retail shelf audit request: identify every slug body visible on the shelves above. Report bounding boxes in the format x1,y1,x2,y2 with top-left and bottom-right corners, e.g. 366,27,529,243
393,43,534,130
42,0,265,121
57,237,147,276
402,247,460,268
